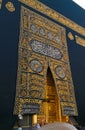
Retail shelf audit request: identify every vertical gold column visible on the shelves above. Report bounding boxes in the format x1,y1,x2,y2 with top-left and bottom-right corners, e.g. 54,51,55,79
45,101,48,123
32,114,37,125
45,83,48,123
56,96,69,122
56,96,62,122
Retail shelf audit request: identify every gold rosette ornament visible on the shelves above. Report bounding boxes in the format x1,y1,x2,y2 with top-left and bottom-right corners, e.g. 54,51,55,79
5,2,15,12
68,32,74,40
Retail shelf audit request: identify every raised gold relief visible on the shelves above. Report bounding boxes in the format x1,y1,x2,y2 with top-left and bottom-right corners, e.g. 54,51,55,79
5,2,15,12
14,6,78,120
68,32,74,40
75,35,85,47
19,0,85,37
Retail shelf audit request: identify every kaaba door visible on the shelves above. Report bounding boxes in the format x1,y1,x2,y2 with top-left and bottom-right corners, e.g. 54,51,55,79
37,68,62,123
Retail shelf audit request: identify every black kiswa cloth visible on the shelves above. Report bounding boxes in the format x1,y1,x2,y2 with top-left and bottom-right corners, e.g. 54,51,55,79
0,0,20,130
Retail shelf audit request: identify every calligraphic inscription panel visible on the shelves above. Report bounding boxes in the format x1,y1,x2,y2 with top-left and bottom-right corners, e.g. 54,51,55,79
14,6,77,116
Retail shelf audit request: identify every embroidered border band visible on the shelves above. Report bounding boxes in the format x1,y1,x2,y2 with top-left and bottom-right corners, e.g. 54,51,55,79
19,0,85,37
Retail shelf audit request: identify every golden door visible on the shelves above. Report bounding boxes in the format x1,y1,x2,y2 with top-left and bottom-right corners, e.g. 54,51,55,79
37,68,68,124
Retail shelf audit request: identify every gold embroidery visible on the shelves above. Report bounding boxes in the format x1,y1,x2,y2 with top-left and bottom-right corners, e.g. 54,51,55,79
68,32,74,40
75,35,85,47
14,6,78,116
18,0,85,37
5,2,15,12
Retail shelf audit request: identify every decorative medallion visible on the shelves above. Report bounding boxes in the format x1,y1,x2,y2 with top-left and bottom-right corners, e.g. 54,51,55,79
5,2,15,12
55,66,65,79
30,40,62,60
68,32,74,40
29,59,43,73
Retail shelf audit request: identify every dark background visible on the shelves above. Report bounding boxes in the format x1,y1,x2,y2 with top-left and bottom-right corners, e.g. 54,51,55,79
0,0,85,129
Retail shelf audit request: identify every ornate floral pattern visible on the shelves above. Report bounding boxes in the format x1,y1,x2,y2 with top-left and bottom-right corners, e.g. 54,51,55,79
55,66,65,79
29,59,43,73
